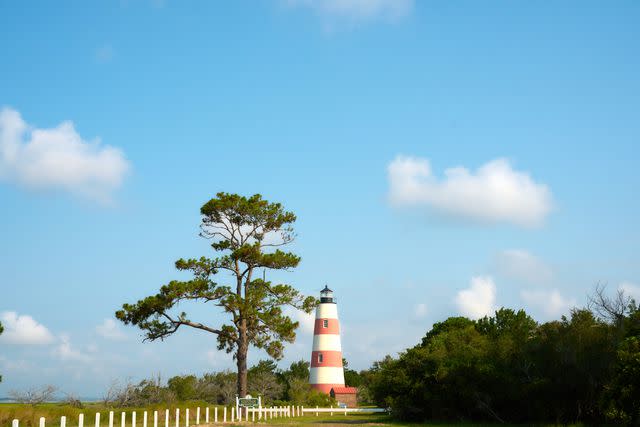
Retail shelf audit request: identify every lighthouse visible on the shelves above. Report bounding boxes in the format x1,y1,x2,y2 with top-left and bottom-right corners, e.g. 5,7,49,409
309,286,345,394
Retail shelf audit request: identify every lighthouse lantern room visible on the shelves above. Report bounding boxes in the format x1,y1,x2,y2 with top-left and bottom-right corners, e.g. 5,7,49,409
309,285,346,394
320,285,334,303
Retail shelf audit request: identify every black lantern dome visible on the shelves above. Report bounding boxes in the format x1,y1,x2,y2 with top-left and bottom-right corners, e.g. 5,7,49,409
320,285,335,303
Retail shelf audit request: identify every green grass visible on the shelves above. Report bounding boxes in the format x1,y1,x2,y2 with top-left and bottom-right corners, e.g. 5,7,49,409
0,402,226,427
0,404,589,427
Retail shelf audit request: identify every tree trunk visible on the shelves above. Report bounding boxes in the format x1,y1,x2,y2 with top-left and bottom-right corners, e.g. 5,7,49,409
237,322,248,397
234,260,248,397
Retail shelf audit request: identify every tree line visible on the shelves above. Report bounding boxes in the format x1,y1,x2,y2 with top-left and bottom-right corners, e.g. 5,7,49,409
8,360,355,409
101,360,332,408
355,287,640,425
7,360,333,409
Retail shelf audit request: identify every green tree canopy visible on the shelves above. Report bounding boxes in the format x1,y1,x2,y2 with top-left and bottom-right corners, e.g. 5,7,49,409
248,360,282,402
365,297,640,425
167,375,198,401
116,193,316,396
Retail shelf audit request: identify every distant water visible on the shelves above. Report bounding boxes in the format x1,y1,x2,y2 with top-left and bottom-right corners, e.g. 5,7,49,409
0,397,103,403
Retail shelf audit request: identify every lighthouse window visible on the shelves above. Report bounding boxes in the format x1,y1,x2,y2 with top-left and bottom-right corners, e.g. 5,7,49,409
318,353,323,364
323,319,328,328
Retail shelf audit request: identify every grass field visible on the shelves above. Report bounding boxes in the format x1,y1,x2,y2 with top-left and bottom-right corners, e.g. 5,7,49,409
0,402,215,427
258,412,521,426
0,403,588,427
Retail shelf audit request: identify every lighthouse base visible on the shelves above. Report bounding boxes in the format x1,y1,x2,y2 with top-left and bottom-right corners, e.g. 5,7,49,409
310,383,344,394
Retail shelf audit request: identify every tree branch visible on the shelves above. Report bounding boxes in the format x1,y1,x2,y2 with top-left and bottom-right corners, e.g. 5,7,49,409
160,312,228,337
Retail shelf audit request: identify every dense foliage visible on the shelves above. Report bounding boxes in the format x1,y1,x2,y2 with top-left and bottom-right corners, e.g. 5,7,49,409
366,301,640,425
116,193,316,397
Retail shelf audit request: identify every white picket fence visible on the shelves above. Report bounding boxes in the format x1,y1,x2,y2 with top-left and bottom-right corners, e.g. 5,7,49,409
9,405,307,427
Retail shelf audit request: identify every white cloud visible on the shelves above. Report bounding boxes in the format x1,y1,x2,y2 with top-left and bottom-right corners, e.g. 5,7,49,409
285,0,413,24
493,249,553,284
521,289,575,318
286,307,315,335
0,107,130,203
0,311,54,345
53,334,92,363
455,276,497,319
412,303,427,319
95,319,127,341
619,281,640,301
387,155,553,227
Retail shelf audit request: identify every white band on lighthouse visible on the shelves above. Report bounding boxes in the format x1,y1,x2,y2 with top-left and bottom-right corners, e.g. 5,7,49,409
312,334,342,351
309,367,345,384
316,304,338,319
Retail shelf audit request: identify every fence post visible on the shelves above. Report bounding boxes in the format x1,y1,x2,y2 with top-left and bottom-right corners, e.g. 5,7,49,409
185,409,189,427
132,412,136,427
197,408,200,425
153,411,158,427
316,406,318,417
231,407,235,423
223,407,227,423
109,411,114,427
120,412,125,427
214,408,218,424
61,416,67,427
205,408,209,424
79,413,84,427
95,413,101,427
12,420,19,427
175,409,179,427
143,412,147,427
330,406,333,416
251,408,255,422
40,417,46,427
301,406,304,417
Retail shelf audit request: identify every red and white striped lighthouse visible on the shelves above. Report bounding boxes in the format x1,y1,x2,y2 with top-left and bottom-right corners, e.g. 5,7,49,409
309,286,345,394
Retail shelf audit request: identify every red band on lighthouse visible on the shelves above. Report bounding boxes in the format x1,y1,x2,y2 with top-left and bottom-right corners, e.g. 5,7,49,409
313,318,340,334
309,286,345,394
310,350,343,367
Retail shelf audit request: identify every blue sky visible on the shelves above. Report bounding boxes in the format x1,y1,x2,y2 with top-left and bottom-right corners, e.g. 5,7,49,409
1,0,639,396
